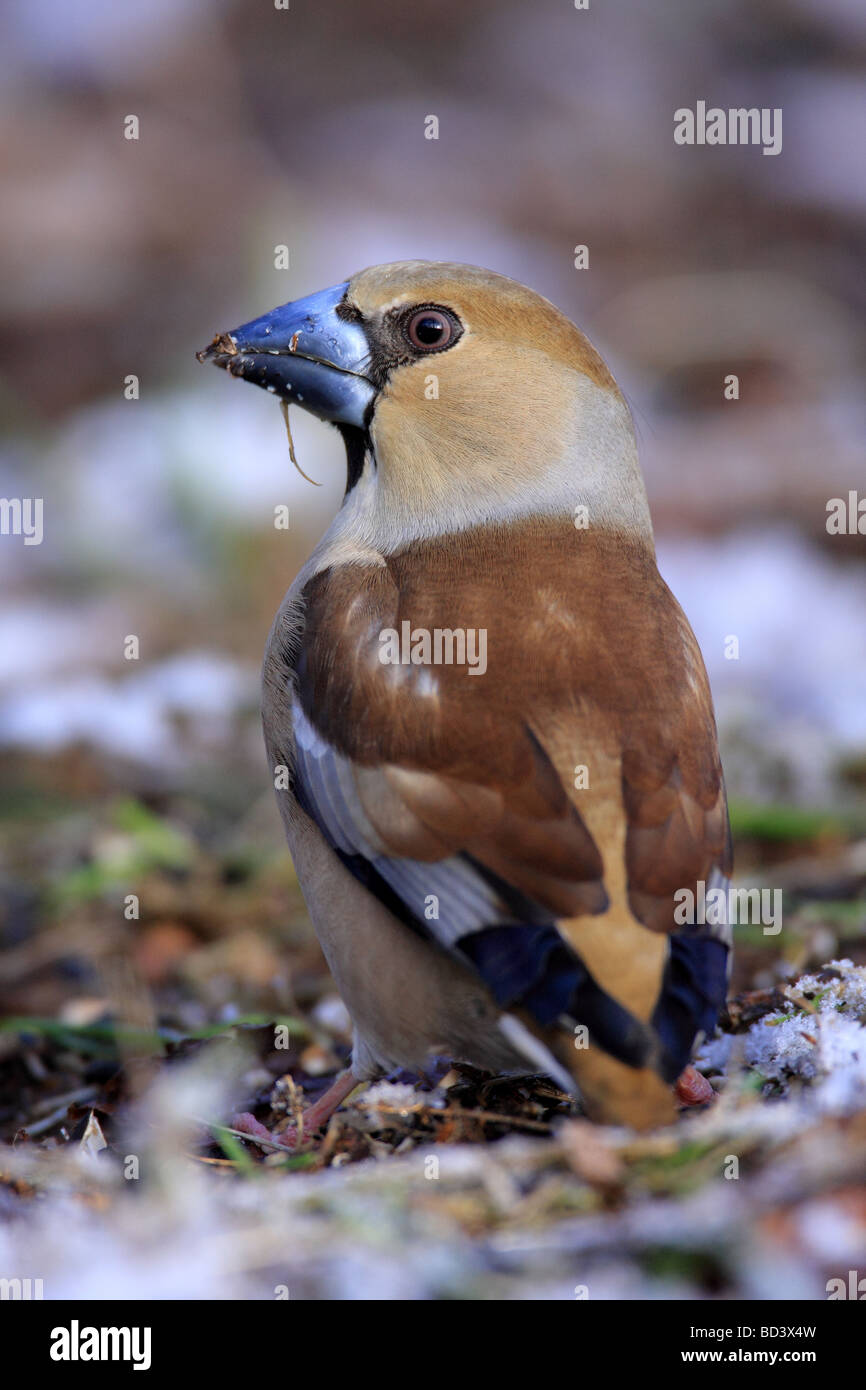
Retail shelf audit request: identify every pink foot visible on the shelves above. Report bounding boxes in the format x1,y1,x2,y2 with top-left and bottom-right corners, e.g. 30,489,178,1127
232,1111,301,1150
675,1063,715,1107
231,1069,361,1151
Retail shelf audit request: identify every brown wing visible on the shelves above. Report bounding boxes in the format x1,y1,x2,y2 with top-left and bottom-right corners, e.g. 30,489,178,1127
294,540,609,922
294,519,728,930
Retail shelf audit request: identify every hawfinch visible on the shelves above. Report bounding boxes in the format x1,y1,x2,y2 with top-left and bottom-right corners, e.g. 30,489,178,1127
199,261,731,1133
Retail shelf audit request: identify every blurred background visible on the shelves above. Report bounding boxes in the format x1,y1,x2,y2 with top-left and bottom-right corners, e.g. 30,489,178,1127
0,0,865,1299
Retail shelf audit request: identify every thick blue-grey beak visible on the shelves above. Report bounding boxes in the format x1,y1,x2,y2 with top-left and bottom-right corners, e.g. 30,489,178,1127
197,281,376,427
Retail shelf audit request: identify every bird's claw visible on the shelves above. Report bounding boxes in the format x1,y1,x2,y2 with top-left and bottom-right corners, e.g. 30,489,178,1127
674,1064,715,1108
231,1111,307,1151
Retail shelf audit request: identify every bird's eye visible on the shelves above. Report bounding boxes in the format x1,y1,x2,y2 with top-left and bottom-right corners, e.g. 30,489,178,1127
404,307,458,352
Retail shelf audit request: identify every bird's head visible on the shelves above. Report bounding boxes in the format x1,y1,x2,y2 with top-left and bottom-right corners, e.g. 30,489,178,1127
198,260,651,545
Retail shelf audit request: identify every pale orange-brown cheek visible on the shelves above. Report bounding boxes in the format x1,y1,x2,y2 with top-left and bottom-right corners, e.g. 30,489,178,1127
371,344,582,495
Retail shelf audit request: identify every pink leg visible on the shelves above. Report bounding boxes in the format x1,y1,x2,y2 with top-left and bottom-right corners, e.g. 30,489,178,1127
674,1063,714,1107
233,1068,361,1150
